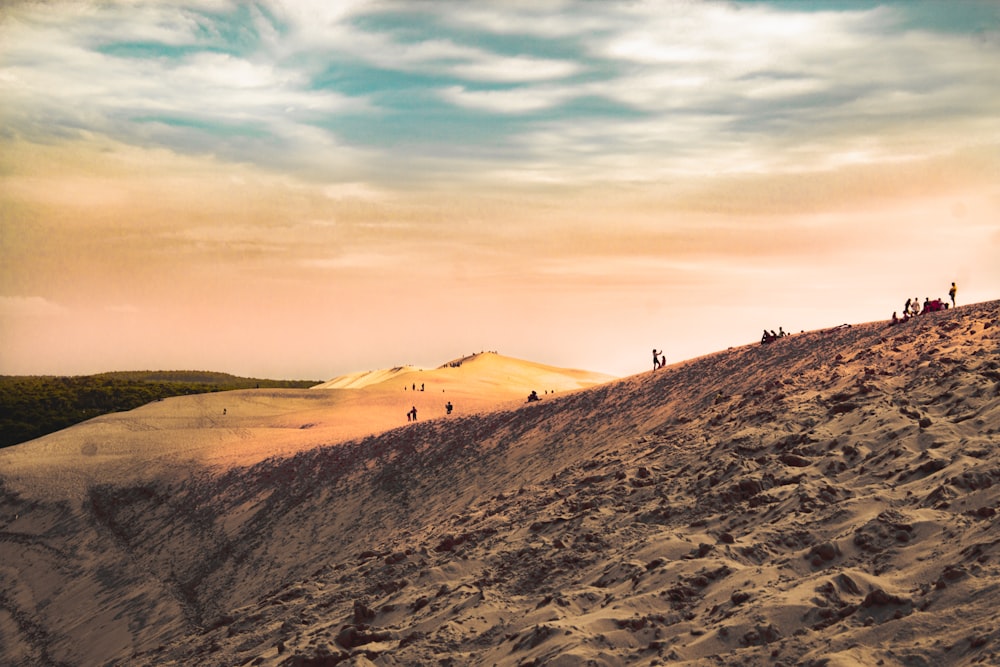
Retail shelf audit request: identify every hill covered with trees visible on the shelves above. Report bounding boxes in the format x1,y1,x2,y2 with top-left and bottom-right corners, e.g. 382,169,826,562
0,371,321,449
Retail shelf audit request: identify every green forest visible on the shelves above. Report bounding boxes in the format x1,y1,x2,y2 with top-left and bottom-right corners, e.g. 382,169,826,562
0,371,321,450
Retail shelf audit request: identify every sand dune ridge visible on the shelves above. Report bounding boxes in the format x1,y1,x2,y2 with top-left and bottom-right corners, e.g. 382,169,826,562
1,301,999,666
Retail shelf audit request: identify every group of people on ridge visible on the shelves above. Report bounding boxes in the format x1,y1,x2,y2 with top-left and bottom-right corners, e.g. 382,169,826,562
760,327,788,345
526,389,557,402
409,280,964,425
890,282,957,325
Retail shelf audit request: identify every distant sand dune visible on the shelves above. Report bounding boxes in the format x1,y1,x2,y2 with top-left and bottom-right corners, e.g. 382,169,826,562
0,352,614,499
1,303,999,666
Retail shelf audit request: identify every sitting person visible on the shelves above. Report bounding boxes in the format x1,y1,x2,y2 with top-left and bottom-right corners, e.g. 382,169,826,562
922,298,946,313
527,390,541,402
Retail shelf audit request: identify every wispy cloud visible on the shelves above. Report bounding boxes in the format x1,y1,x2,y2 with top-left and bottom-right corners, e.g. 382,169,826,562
2,1,998,186
438,84,577,114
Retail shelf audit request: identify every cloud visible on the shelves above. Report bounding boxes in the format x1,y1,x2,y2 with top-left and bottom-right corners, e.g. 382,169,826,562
438,84,576,114
3,0,998,190
0,2,372,179
424,0,619,39
450,54,580,83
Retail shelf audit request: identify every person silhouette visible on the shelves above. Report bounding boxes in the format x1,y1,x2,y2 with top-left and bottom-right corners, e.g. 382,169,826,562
652,349,662,370
949,282,957,307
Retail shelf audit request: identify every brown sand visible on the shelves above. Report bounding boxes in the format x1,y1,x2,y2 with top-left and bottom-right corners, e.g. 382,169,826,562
0,352,612,500
1,302,998,666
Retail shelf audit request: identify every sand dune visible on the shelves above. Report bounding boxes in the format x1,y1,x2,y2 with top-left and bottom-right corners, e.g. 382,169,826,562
313,366,424,390
0,352,613,499
1,303,999,666
316,352,613,395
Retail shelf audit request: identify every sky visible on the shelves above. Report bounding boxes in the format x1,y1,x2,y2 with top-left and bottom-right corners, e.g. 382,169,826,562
1,0,999,380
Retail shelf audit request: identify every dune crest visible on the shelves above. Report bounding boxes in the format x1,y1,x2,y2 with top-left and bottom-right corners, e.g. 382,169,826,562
315,352,615,392
313,365,422,390
1,302,999,666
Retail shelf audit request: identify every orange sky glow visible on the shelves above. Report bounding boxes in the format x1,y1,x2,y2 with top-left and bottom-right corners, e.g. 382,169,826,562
2,1,998,379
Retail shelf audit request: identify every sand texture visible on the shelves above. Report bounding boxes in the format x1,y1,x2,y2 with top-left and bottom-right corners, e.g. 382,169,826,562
1,301,998,666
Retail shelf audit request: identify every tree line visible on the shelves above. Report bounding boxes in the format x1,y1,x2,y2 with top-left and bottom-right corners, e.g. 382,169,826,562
0,371,321,449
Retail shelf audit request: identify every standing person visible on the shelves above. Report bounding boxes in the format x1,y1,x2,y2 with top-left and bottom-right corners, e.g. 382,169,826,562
652,349,662,370
411,406,417,421
905,297,911,315
949,282,957,307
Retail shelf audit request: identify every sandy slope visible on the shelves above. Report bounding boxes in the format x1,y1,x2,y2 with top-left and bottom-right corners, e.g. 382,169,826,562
0,352,613,500
1,303,998,666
